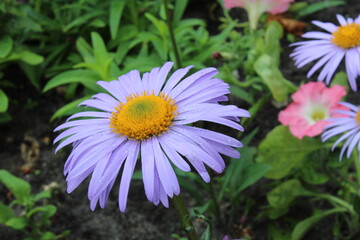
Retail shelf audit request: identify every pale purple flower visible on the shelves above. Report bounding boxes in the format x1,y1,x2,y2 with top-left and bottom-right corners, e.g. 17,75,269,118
322,102,360,160
222,235,243,240
291,14,360,91
54,62,250,212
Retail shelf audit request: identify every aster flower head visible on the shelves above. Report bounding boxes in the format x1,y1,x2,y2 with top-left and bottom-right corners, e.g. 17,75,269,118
322,102,360,160
291,14,360,91
278,82,347,139
224,0,294,29
54,62,250,212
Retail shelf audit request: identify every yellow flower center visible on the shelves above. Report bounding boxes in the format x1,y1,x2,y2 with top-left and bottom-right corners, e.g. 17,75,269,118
110,92,177,140
311,111,326,121
331,23,360,49
356,110,360,125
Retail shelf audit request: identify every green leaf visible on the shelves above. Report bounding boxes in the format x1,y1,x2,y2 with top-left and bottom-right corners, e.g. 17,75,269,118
264,21,283,67
63,10,105,32
91,32,111,65
76,37,95,63
232,148,270,195
18,62,41,90
0,36,13,58
43,69,101,93
331,71,349,91
40,232,56,240
0,170,31,202
230,85,254,105
296,1,345,18
19,51,44,65
173,0,189,26
0,89,9,112
268,224,292,240
50,96,91,121
109,0,126,39
291,208,347,240
0,112,12,123
256,126,326,179
298,154,329,185
0,202,14,223
353,194,360,216
267,179,311,209
199,218,212,240
5,217,28,230
41,205,57,219
254,54,296,102
27,205,56,218
90,18,106,28
145,13,168,38
33,190,51,201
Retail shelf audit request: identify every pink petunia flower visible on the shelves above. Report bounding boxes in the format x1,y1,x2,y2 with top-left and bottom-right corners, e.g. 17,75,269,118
278,82,347,139
223,0,294,29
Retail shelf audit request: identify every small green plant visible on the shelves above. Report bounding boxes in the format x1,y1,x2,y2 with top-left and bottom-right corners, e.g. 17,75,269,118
0,169,70,240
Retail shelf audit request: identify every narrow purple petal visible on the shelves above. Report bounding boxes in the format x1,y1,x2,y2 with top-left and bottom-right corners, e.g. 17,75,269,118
55,126,111,152
186,126,242,147
152,62,174,95
169,68,218,99
162,65,193,93
158,135,191,172
346,131,360,158
312,20,337,33
152,137,180,197
54,119,109,131
127,70,144,94
91,140,129,198
97,80,127,102
336,14,347,26
301,31,332,40
79,99,115,112
141,139,155,202
67,111,111,121
119,141,139,212
331,128,359,150
99,178,116,208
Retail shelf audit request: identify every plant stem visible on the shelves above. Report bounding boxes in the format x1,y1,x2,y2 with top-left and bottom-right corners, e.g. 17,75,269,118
129,0,140,30
163,0,182,68
208,180,223,227
237,93,271,139
352,149,360,188
172,194,199,240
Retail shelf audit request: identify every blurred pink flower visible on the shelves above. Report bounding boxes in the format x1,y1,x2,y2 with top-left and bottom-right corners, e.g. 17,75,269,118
278,82,347,139
223,0,294,29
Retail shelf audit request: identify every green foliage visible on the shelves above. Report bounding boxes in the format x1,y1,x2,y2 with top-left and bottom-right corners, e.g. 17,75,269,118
267,179,312,219
219,146,270,204
0,89,9,112
254,54,296,102
291,208,347,240
256,126,326,179
291,0,346,19
0,169,69,240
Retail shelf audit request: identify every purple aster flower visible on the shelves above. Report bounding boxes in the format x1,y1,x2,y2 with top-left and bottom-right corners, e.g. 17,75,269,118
54,62,250,212
291,14,360,91
322,102,360,160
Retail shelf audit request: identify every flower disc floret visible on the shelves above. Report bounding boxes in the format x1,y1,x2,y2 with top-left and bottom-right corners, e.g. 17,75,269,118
331,23,360,49
110,92,177,140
